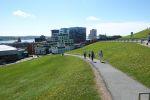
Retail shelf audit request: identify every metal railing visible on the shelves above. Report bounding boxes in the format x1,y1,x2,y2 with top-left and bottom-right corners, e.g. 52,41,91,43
107,39,148,44
139,92,150,100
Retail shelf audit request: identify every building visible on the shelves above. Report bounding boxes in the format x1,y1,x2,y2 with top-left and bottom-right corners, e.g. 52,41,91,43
88,29,97,40
50,30,59,44
59,28,69,34
17,37,21,42
110,35,122,40
49,27,86,44
35,35,46,42
98,34,122,40
34,47,47,55
17,49,28,59
69,27,86,43
51,28,74,54
47,30,59,47
99,34,107,40
0,45,18,63
49,27,86,54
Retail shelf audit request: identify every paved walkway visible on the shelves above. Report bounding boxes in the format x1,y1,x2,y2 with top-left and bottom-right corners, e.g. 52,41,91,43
66,54,150,100
139,43,150,48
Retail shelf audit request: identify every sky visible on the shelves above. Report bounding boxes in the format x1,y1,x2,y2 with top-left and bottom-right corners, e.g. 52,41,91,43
0,0,150,36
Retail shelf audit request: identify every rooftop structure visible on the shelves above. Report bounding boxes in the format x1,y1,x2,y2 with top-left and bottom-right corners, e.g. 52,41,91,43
0,45,18,63
0,45,17,52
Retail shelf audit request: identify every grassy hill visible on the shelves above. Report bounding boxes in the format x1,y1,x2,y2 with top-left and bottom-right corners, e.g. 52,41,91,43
120,28,150,39
68,42,150,88
0,55,100,100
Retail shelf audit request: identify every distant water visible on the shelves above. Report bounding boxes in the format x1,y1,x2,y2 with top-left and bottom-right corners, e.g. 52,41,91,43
0,39,35,44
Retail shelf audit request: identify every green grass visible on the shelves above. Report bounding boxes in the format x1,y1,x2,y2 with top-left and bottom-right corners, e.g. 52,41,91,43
120,29,150,39
68,42,150,88
0,55,100,100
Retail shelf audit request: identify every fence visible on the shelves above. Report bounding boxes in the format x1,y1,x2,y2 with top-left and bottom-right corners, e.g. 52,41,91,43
107,39,148,44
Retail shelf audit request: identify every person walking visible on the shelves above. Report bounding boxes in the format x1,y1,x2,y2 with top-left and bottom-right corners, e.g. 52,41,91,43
147,33,150,45
99,50,103,63
88,51,91,59
91,51,95,62
83,51,87,59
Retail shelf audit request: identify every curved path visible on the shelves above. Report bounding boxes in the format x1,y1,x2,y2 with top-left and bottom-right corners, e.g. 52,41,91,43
66,54,150,100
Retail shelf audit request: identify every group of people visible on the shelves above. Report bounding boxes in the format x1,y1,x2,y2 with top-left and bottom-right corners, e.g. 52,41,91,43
83,50,103,63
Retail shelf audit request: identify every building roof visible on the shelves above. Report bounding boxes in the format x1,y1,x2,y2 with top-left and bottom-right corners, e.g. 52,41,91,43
0,45,17,51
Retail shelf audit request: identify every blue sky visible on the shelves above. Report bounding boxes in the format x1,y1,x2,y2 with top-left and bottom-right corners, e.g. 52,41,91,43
0,0,150,36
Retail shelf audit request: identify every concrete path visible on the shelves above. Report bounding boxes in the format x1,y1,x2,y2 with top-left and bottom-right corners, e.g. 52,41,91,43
66,54,150,100
139,42,150,48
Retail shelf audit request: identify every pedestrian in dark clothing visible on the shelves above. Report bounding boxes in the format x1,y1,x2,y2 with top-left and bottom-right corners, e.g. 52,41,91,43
91,51,95,62
88,51,91,58
147,33,150,45
83,51,87,59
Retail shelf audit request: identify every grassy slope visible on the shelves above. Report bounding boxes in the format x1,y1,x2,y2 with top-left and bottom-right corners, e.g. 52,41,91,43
120,29,150,39
0,55,100,100
68,42,150,88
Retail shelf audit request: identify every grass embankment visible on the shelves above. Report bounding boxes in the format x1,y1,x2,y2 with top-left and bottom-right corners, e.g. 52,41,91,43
68,42,150,88
120,29,150,40
0,55,100,100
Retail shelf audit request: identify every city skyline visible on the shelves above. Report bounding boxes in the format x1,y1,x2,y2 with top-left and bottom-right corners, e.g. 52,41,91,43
0,0,150,36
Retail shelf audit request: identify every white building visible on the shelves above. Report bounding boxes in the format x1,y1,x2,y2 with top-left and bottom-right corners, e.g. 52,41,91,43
88,29,97,40
51,28,74,54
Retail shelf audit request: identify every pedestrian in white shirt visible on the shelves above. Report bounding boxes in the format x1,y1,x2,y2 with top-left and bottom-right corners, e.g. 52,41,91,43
99,50,103,63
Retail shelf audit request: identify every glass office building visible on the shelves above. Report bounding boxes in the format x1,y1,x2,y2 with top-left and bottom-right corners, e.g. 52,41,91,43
69,27,86,43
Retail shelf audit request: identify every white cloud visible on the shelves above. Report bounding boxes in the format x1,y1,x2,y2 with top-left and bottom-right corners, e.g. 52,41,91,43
86,22,150,36
12,10,34,18
86,16,99,21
